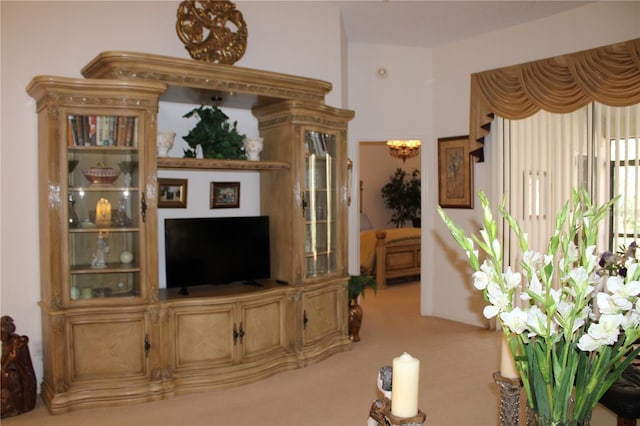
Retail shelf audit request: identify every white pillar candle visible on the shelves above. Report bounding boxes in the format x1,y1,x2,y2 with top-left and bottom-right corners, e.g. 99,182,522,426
500,334,519,379
391,352,420,418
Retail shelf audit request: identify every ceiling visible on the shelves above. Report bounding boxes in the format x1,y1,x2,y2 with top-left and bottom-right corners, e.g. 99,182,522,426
334,1,593,48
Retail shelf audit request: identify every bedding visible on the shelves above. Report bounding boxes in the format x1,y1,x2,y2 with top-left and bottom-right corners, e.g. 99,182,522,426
360,227,421,287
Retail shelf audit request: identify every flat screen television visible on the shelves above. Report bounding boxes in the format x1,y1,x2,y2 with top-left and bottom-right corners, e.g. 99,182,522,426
164,216,270,294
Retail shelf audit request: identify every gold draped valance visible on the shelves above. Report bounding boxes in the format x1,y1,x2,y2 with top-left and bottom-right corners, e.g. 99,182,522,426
469,38,640,161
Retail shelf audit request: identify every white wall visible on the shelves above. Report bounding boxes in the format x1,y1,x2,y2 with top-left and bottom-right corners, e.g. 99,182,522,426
1,0,345,388
431,1,640,326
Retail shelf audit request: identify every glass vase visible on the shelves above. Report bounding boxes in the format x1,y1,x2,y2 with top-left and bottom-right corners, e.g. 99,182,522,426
525,407,591,426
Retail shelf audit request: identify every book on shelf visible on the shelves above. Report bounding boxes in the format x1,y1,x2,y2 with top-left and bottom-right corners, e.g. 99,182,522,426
88,116,97,146
115,116,127,146
67,115,79,146
82,116,90,146
124,117,136,147
66,115,138,147
97,116,112,146
74,115,86,146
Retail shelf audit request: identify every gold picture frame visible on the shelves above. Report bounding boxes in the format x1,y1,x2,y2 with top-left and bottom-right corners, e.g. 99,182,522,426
158,178,188,208
437,135,473,209
210,182,240,209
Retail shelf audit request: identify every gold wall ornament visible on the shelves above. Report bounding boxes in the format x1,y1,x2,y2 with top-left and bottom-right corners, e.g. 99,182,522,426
176,0,248,65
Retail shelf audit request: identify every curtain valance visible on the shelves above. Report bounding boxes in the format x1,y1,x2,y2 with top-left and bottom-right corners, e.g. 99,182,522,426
469,38,640,161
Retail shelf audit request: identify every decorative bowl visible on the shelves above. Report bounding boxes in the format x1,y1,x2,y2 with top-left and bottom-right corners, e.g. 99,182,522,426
82,167,120,184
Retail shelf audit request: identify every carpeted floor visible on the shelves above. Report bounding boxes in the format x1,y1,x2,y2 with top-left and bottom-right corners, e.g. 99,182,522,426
3,281,617,425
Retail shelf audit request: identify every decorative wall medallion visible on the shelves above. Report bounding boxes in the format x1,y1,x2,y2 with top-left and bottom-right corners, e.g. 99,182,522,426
176,0,248,65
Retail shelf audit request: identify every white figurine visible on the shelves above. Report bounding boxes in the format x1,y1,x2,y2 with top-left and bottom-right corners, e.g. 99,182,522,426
368,366,392,426
91,234,110,268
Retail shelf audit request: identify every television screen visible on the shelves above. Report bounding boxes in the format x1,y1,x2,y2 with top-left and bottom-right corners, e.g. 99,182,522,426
164,216,270,293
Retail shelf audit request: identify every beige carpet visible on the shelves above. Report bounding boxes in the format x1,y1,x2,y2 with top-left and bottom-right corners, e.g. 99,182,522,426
4,282,617,425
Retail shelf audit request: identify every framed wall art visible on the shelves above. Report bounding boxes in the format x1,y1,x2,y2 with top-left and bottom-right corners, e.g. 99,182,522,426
158,178,188,208
210,182,240,209
437,135,473,209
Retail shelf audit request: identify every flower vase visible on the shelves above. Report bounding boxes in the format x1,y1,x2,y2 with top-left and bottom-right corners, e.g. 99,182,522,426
348,296,363,342
243,137,264,161
157,132,176,157
526,407,591,426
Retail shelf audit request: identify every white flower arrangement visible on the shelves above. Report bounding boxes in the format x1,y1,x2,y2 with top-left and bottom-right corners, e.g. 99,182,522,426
437,189,640,422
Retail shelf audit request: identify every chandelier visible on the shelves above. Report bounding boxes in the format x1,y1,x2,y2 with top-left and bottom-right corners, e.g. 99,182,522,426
387,139,421,162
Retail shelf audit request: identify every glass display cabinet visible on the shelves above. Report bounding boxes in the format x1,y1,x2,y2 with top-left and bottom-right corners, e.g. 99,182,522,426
27,76,166,308
254,102,354,286
304,130,338,278
27,76,166,413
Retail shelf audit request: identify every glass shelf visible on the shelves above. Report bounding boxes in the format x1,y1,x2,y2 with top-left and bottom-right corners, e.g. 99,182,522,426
66,113,142,302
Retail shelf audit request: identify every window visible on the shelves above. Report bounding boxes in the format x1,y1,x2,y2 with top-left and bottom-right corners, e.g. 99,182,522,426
493,103,639,261
609,137,640,250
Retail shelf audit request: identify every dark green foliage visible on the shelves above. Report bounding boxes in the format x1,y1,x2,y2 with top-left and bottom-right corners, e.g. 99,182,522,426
380,168,421,228
182,104,247,159
348,274,377,300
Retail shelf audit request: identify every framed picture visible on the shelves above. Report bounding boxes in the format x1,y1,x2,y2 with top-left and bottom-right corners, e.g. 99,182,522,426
210,182,240,209
437,135,474,209
158,178,188,208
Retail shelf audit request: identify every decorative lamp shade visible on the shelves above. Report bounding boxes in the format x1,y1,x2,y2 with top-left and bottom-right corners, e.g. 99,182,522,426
387,140,421,162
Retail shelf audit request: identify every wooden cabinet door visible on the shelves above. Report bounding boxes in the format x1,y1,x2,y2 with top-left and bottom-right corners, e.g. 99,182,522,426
301,282,345,347
239,294,288,361
66,310,151,384
169,304,235,370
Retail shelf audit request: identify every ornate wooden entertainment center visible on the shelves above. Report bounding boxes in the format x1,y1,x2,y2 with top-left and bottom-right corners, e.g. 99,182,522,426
28,51,354,413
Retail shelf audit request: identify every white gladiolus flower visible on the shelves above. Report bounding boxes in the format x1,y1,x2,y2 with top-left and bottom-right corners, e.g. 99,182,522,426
523,250,543,269
586,314,623,344
608,276,640,299
503,267,521,290
526,275,543,299
473,261,494,290
527,306,550,337
597,292,621,315
622,307,640,330
492,239,502,259
483,282,510,319
483,305,500,319
569,267,589,290
577,334,604,351
473,270,490,290
501,307,528,334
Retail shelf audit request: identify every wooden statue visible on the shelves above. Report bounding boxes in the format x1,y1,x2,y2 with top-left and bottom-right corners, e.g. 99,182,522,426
1,316,36,418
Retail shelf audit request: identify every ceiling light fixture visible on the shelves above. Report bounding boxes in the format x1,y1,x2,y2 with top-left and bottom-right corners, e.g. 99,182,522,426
387,139,421,162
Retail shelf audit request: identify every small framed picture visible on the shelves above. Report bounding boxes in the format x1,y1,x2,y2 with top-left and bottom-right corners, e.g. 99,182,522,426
210,182,240,209
158,178,188,208
437,135,474,209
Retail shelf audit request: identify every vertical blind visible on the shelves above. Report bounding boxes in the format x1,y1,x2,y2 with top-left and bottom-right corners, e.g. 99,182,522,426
493,103,640,269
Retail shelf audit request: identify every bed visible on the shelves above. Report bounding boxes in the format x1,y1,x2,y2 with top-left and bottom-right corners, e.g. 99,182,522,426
360,227,421,288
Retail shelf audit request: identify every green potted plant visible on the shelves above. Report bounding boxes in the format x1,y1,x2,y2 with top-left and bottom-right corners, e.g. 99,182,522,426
182,103,247,159
381,168,421,227
347,274,377,342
